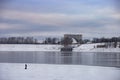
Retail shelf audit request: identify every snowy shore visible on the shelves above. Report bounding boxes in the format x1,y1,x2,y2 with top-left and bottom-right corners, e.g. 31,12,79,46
0,63,120,80
0,44,62,52
0,43,120,52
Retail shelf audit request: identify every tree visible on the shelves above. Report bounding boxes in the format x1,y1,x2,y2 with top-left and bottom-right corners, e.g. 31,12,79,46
82,39,90,44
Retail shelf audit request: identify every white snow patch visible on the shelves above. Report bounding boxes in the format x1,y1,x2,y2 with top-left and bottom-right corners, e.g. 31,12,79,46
0,63,120,80
0,43,120,52
73,43,120,52
0,44,62,51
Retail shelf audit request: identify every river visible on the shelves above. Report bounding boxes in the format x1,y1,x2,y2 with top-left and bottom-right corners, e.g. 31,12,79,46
0,51,120,67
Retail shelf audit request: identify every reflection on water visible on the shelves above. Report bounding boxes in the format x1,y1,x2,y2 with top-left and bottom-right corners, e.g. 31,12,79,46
0,51,120,67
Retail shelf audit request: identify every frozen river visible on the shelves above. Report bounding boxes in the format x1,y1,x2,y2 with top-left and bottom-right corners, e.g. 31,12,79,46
0,51,120,80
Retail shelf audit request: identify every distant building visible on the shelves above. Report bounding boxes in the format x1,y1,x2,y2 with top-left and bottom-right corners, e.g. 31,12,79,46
64,34,82,44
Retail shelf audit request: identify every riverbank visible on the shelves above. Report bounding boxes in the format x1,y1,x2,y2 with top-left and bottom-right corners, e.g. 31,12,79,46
0,44,62,51
0,43,120,52
0,63,120,80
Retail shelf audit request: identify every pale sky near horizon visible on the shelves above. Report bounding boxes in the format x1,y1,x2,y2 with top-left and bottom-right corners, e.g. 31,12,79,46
0,0,120,39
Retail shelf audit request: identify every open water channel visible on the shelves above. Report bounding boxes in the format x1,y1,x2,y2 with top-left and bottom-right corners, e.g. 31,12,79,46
0,51,120,67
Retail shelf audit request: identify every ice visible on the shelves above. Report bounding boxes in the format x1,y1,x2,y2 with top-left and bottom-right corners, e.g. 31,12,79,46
0,63,120,80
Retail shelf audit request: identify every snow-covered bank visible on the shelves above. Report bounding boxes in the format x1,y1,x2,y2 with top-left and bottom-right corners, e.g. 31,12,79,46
0,63,120,80
0,44,61,51
74,43,120,52
0,43,120,52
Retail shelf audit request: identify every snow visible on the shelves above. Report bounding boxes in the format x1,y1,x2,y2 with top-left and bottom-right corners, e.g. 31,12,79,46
0,63,120,80
0,43,120,52
0,44,62,51
74,43,120,52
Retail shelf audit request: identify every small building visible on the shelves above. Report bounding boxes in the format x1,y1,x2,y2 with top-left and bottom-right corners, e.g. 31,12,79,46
64,34,82,44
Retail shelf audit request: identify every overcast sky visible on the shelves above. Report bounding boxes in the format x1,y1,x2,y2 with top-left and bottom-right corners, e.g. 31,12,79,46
0,0,120,39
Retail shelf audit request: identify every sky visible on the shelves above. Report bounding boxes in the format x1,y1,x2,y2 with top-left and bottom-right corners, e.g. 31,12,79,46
0,0,120,39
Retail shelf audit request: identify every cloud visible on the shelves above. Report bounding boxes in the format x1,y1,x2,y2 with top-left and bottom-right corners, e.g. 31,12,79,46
114,0,120,12
0,10,96,28
1,8,120,27
0,31,68,38
0,1,120,39
0,23,24,30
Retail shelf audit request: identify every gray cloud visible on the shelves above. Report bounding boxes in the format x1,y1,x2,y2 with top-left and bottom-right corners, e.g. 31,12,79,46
112,0,120,12
0,0,120,39
0,0,10,9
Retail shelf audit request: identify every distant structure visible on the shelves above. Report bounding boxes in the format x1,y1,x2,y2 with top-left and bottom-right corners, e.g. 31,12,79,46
64,34,82,44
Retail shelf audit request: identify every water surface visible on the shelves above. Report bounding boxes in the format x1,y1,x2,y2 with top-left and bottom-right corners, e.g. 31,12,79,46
0,51,120,67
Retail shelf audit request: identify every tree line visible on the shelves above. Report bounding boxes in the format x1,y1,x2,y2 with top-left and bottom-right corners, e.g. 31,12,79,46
0,37,61,44
43,37,73,45
0,37,38,44
0,37,72,45
82,37,120,48
0,36,120,48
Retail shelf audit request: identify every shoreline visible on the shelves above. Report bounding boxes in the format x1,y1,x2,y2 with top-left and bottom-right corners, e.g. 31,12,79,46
0,44,120,52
